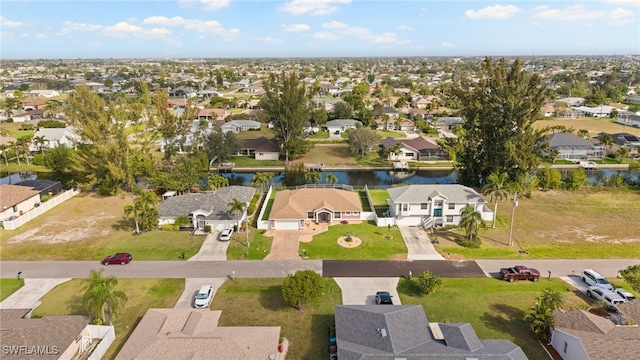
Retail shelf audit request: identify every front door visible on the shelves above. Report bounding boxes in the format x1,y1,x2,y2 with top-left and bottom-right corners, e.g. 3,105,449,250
317,212,331,223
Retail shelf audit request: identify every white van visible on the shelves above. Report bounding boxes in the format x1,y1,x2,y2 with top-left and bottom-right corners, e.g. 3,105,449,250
194,285,213,308
581,269,613,291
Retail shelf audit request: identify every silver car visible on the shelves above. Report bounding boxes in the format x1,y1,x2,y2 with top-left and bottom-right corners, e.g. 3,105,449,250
219,228,234,241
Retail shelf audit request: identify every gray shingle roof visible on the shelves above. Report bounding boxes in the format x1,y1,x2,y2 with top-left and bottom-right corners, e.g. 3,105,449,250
548,132,595,148
387,184,485,204
326,119,363,128
439,323,483,351
158,186,255,220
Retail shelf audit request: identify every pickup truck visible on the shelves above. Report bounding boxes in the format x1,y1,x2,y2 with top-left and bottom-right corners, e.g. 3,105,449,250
500,265,540,282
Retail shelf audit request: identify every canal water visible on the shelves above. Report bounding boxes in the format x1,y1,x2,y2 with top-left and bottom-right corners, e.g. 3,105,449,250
222,169,639,188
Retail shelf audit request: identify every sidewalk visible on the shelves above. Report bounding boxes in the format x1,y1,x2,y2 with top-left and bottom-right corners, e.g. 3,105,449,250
0,278,71,314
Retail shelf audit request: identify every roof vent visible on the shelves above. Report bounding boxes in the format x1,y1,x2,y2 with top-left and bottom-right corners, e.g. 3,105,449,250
376,328,387,337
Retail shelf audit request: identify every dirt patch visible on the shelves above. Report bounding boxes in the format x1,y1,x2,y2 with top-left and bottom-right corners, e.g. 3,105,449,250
337,236,362,248
299,234,313,243
388,253,407,260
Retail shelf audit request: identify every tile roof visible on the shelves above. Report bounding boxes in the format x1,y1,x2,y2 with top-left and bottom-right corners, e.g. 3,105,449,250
387,184,485,204
382,137,440,152
269,188,362,220
0,312,90,360
0,184,41,209
238,137,280,153
115,308,280,360
158,186,255,219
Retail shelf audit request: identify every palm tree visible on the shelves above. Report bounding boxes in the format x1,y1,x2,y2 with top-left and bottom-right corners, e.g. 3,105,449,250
228,197,247,231
325,173,338,185
576,129,590,140
458,204,485,241
599,133,614,156
304,171,321,184
32,135,49,154
250,172,274,192
0,144,9,166
525,298,555,342
124,200,143,234
540,288,564,310
8,141,20,165
45,101,60,119
482,172,511,228
82,269,128,326
208,174,230,190
124,192,158,234
615,147,629,163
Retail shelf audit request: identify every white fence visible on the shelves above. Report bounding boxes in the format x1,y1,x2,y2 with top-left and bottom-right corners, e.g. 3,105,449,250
363,184,395,227
256,185,274,230
2,188,80,230
87,325,115,360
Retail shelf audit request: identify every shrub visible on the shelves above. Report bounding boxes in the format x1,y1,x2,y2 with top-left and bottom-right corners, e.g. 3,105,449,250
160,224,179,231
204,225,212,233
416,270,443,295
32,154,44,165
455,235,481,248
281,270,324,310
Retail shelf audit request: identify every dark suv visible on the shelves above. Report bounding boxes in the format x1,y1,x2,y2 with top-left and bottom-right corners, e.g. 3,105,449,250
101,252,132,265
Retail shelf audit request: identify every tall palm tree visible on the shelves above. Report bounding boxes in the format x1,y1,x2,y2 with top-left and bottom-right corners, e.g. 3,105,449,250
525,298,555,342
124,200,143,234
304,171,321,184
45,101,60,119
250,172,274,192
32,135,49,154
228,197,246,231
482,172,511,228
82,269,128,326
325,173,338,185
540,289,564,310
458,204,485,241
8,141,20,165
599,133,614,156
0,144,9,166
123,191,158,234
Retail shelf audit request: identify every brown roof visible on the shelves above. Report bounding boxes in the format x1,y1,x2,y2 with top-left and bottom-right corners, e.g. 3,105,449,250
553,307,640,360
0,184,40,209
239,137,279,153
0,312,90,360
269,188,362,220
21,98,47,107
115,308,280,360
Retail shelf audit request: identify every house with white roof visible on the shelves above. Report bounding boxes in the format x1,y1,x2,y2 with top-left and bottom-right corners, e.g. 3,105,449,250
29,127,80,151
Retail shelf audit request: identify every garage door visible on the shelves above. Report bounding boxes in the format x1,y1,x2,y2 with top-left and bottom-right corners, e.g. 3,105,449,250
275,220,300,230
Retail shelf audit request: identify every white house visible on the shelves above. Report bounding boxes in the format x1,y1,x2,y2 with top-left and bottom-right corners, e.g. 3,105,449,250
0,184,41,221
573,105,615,118
325,119,362,134
616,114,640,128
29,127,80,151
387,184,492,227
220,120,261,133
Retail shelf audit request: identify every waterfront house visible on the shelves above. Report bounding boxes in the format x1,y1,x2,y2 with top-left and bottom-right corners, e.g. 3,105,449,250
387,184,492,227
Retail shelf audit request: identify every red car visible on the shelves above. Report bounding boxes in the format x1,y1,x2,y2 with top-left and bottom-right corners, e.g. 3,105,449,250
101,253,132,265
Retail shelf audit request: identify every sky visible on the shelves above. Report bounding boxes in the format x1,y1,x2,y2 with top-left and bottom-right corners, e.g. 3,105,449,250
1,0,639,59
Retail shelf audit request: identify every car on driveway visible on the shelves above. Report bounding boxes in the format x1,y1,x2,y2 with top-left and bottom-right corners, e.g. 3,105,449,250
586,286,626,311
219,228,233,241
614,288,636,301
194,285,213,308
375,291,393,305
101,252,132,265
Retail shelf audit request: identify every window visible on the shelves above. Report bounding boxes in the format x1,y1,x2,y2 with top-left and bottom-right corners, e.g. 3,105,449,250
334,212,341,219
448,203,455,209
402,204,408,212
434,200,443,207
446,215,453,223
307,212,314,219
421,203,428,209
13,205,18,212
345,211,351,216
352,211,359,216
405,152,414,158
434,208,442,217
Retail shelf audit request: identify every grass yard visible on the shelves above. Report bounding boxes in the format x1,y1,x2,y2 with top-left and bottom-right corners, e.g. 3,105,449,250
227,227,273,260
296,144,358,165
532,117,640,137
366,188,390,216
0,278,24,302
437,187,640,259
233,124,276,140
212,278,342,360
0,193,204,261
376,129,406,139
225,156,285,167
31,278,183,360
398,277,589,360
300,221,407,260
308,131,330,139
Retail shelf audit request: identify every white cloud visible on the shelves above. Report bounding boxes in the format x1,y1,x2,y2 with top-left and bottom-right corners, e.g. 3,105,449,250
323,21,348,29
103,22,145,36
372,32,398,43
1,16,23,29
313,31,341,40
57,21,102,36
532,5,605,21
142,16,230,34
315,22,408,45
177,0,230,11
397,25,415,31
441,42,454,48
280,0,351,16
610,7,635,25
260,36,283,44
282,23,310,32
465,5,519,19
35,33,48,39
148,28,172,37
605,0,640,7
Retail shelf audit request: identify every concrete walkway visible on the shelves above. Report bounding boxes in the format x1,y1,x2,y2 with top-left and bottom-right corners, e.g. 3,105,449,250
264,231,301,260
398,226,445,260
174,278,227,309
189,231,229,261
0,278,71,313
334,277,401,305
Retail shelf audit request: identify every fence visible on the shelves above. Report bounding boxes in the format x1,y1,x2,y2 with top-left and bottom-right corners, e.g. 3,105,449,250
256,185,273,230
2,188,80,230
87,325,115,360
363,184,395,227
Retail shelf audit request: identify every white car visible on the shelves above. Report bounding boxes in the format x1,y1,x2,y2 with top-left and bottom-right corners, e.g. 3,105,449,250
586,286,626,311
219,228,234,241
194,285,213,308
614,288,636,301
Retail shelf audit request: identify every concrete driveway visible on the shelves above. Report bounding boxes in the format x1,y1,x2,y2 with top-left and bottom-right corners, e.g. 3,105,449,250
0,278,71,313
398,226,445,260
334,277,401,305
174,278,227,309
189,232,229,261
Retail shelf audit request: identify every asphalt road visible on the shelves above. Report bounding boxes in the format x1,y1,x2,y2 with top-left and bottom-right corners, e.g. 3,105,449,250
1,259,638,279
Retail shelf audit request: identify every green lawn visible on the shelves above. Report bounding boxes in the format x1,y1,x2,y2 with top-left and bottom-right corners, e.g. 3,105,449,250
398,277,589,360
224,156,285,167
308,131,330,139
300,221,407,260
376,130,406,139
227,227,273,260
233,124,276,139
366,189,390,216
32,278,183,360
0,278,24,302
212,278,342,360
1,230,204,261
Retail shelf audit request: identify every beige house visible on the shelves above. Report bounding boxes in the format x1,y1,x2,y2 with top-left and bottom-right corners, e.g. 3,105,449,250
115,308,281,360
268,186,362,230
0,184,41,221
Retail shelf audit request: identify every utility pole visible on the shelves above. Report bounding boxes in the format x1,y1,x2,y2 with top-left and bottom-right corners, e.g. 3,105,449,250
508,191,518,246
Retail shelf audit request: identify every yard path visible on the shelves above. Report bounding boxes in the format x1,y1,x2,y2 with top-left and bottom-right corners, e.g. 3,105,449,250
0,278,71,313
264,231,301,260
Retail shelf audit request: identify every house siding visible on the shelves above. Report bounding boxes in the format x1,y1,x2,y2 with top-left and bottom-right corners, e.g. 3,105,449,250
255,152,279,160
0,194,40,220
550,330,589,360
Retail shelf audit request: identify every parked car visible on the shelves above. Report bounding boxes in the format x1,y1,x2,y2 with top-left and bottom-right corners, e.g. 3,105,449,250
101,252,132,265
581,269,613,290
219,228,234,241
375,291,393,305
586,286,626,311
194,285,213,308
614,288,636,301
499,265,540,282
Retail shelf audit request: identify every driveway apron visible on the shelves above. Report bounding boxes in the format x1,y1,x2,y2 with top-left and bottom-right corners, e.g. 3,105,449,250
174,278,227,309
399,226,445,260
334,277,401,305
264,231,300,260
0,278,71,314
189,231,229,261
